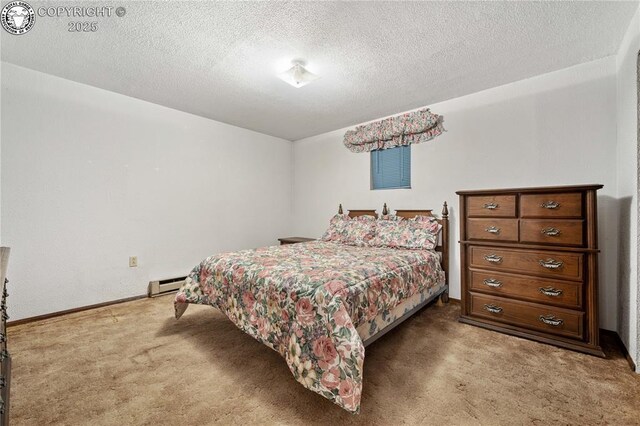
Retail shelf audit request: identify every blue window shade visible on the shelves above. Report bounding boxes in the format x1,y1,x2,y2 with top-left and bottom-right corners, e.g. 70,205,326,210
371,145,411,190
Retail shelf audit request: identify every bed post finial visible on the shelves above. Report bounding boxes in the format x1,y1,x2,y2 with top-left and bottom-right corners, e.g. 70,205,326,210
382,203,388,216
338,204,343,215
439,200,450,304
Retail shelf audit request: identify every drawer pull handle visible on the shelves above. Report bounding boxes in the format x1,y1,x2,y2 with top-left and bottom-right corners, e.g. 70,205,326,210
483,202,499,210
485,226,500,234
541,227,561,236
539,287,563,297
483,278,503,288
483,304,503,314
541,201,560,209
484,254,503,263
539,315,564,326
539,259,563,269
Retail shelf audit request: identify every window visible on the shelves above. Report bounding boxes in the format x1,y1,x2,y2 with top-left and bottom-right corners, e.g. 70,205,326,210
370,145,411,190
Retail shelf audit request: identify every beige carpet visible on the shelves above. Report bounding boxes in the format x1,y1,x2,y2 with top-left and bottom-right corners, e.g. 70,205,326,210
8,296,640,425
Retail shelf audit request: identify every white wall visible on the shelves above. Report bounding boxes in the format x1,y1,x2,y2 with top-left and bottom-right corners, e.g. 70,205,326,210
616,6,640,369
0,61,3,242
1,62,293,321
293,57,619,331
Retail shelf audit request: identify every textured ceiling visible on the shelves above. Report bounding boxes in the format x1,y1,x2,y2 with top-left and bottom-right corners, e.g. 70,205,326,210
2,1,638,140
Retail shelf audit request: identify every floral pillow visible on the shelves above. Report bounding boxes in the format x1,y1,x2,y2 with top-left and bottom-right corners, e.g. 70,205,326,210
369,219,407,248
320,214,350,242
371,216,441,250
406,216,442,249
411,215,443,234
341,215,377,247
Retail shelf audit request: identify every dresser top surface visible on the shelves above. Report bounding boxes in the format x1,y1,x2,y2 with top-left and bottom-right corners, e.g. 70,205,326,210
456,184,603,196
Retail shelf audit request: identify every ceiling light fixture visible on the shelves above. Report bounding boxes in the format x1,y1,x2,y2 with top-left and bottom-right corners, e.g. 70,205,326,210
277,61,320,88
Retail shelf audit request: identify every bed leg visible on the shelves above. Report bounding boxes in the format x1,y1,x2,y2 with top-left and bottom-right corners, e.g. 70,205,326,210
438,291,449,305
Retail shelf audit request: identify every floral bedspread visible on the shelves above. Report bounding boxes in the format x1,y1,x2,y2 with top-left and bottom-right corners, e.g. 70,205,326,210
174,241,445,413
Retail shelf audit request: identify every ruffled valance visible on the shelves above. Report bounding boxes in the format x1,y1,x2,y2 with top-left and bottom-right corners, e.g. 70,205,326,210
343,108,445,153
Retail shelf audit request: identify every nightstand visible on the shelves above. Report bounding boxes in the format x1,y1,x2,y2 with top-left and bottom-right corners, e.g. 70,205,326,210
278,237,315,245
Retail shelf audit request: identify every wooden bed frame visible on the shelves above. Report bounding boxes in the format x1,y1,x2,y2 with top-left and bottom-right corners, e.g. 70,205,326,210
175,202,451,348
338,202,450,347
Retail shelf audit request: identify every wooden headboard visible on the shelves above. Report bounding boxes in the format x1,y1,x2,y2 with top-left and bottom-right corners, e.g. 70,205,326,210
337,202,450,285
338,204,378,219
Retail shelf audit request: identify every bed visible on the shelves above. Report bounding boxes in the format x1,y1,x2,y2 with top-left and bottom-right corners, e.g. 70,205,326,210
174,203,449,413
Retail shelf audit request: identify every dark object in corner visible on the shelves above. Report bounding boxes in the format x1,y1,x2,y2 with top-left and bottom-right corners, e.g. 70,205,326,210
0,247,11,426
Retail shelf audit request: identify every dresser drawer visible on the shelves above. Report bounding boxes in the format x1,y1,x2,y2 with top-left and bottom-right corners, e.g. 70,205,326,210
469,269,582,309
470,246,583,281
520,219,584,246
470,293,584,339
467,219,518,242
467,195,516,217
520,192,582,218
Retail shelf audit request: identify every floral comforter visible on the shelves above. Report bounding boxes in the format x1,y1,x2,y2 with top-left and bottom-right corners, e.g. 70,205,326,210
174,241,445,413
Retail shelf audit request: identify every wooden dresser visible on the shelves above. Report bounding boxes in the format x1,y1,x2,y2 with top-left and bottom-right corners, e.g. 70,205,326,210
457,185,604,357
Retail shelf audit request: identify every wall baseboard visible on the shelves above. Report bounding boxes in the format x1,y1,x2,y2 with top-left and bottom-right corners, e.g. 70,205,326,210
7,294,147,327
10,293,452,327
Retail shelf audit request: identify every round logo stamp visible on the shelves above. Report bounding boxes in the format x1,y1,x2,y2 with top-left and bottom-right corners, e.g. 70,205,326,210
1,1,35,35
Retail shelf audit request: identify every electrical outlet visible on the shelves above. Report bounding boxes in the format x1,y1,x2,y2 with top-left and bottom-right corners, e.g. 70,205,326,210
129,256,138,267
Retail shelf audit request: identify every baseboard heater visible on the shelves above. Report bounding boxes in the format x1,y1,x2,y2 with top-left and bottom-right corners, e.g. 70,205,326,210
148,276,187,297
